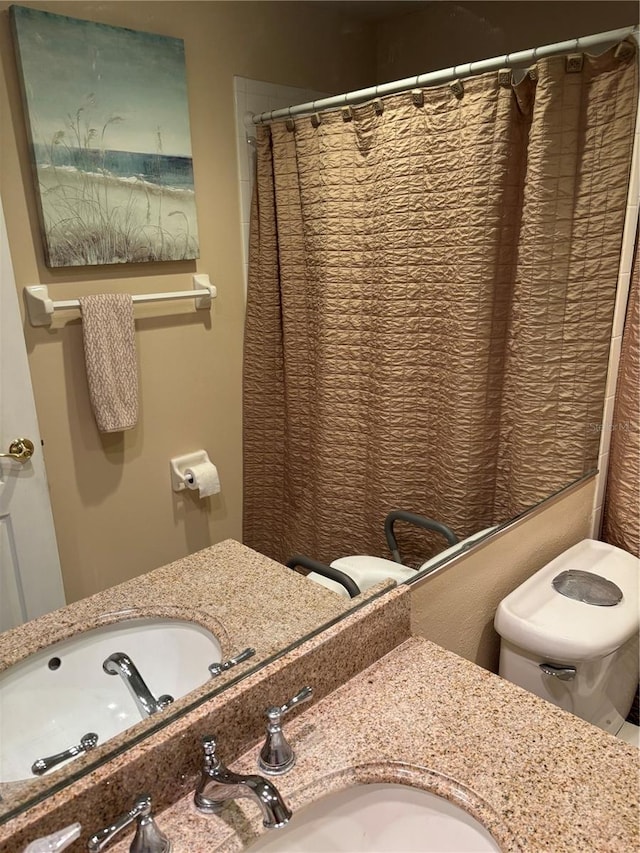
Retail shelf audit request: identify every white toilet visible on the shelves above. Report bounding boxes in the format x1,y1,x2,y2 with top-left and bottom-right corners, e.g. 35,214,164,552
494,539,639,736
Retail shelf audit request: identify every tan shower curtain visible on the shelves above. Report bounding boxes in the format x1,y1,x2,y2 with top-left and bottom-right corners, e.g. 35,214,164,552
244,46,637,567
602,229,640,556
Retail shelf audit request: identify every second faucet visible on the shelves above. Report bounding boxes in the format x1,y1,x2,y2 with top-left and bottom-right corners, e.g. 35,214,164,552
194,735,292,829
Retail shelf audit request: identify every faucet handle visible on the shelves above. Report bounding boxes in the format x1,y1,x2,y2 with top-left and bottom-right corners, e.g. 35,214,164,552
258,686,313,775
208,647,256,678
279,686,313,718
200,734,222,769
31,732,99,776
87,794,170,853
201,734,217,756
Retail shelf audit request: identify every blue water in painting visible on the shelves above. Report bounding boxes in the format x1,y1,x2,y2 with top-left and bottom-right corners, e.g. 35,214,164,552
34,144,195,191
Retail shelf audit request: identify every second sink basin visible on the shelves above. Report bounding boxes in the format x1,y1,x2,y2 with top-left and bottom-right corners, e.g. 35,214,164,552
0,617,222,782
249,782,501,852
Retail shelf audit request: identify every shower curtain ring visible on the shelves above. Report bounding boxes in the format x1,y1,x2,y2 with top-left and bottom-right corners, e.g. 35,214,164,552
285,106,295,132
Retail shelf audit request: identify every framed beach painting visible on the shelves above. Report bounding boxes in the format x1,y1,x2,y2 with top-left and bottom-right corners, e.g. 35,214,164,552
11,5,199,267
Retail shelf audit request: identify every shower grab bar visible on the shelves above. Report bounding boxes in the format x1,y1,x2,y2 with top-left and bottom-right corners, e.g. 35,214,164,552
24,274,216,326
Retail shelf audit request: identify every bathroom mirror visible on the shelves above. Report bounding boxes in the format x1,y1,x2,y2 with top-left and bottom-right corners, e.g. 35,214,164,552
1,0,636,832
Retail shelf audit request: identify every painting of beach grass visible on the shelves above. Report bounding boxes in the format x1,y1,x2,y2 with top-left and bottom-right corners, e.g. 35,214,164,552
11,5,199,267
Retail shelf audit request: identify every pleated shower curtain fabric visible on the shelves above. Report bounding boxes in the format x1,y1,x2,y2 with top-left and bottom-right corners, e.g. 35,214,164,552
602,228,640,556
244,46,637,568
493,51,638,523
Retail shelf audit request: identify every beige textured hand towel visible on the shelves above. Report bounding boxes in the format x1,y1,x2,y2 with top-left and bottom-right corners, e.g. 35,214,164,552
78,294,139,433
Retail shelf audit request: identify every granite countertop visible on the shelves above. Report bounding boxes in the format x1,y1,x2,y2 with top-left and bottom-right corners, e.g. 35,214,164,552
0,539,368,815
0,581,410,851
120,636,639,853
0,539,354,672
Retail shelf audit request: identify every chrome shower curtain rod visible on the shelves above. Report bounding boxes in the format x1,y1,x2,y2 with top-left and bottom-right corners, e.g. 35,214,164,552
252,26,638,125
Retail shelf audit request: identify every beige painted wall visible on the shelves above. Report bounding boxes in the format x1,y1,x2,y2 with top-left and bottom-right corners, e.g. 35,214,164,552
410,477,596,673
0,1,376,603
376,1,639,82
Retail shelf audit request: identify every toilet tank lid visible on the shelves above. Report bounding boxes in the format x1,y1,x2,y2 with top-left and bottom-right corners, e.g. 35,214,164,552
494,539,640,662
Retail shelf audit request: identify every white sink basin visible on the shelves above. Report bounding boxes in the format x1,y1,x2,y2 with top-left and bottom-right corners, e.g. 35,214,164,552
0,617,221,782
249,783,501,852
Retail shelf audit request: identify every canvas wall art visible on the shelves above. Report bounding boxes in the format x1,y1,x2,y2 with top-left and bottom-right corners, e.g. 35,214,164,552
11,5,200,267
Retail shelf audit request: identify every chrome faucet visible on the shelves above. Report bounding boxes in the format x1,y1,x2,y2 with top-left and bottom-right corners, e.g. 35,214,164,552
88,793,170,853
103,652,174,718
259,686,313,775
194,735,292,828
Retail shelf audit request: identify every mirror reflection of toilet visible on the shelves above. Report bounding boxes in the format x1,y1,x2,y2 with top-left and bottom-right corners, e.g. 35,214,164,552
494,539,639,738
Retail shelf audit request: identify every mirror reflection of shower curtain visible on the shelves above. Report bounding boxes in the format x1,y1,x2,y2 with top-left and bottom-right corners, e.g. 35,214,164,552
602,227,639,556
243,45,638,567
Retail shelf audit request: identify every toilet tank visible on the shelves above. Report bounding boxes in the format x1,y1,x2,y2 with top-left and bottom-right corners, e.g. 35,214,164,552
494,539,640,734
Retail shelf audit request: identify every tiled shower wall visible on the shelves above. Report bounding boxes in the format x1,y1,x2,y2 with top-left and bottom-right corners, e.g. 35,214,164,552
233,76,638,539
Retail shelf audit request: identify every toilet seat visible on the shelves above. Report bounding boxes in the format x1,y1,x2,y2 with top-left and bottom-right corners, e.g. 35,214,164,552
308,557,415,598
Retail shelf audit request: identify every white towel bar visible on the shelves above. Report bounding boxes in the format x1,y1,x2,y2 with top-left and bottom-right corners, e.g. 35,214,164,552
24,274,217,327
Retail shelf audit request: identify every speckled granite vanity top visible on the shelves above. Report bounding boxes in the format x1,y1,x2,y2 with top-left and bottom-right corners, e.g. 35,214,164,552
115,637,639,853
0,539,354,673
0,539,370,811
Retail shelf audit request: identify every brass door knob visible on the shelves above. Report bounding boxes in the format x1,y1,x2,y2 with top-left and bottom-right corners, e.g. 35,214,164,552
0,437,35,463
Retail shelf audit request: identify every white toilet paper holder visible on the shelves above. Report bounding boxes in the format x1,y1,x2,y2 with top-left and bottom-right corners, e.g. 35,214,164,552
170,450,215,492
